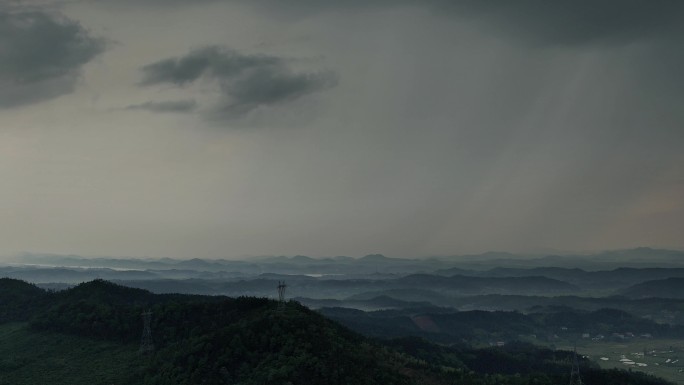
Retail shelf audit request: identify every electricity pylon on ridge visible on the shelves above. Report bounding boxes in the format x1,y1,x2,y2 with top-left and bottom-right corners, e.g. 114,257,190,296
139,309,154,353
277,281,287,306
569,344,584,385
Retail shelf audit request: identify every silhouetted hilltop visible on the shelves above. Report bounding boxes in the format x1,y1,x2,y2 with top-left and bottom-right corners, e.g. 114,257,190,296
0,277,45,298
59,279,154,304
0,278,48,322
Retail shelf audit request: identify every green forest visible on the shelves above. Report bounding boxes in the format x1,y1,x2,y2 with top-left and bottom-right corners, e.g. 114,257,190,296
0,278,675,385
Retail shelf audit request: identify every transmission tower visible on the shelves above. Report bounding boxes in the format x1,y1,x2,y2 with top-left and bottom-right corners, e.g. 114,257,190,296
277,281,287,304
569,344,584,385
139,309,154,353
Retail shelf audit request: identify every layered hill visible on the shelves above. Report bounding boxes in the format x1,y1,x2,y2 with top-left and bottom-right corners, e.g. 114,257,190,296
621,277,684,299
319,306,684,345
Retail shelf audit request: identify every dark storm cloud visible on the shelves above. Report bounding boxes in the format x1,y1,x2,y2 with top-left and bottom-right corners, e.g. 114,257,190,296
126,99,197,113
215,66,336,118
272,0,684,46
122,0,684,46
139,46,336,118
0,9,105,108
437,0,684,46
139,46,281,86
302,0,684,45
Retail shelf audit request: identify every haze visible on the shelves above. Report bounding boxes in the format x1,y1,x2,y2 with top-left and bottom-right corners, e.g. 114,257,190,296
1,1,683,259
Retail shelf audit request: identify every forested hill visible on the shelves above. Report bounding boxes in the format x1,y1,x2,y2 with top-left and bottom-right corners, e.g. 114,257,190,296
0,278,675,385
1,278,437,384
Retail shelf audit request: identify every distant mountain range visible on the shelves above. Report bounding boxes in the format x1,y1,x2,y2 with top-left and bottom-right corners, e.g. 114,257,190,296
6,253,684,297
434,266,684,290
4,247,684,330
12,247,684,274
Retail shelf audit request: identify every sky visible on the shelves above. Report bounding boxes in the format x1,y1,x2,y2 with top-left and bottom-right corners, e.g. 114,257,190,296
1,0,683,259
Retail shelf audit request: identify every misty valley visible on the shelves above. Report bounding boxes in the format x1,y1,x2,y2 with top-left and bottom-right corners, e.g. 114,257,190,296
1,248,683,384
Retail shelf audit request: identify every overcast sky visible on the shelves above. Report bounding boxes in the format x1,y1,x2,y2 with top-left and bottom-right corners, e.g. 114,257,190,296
1,1,683,259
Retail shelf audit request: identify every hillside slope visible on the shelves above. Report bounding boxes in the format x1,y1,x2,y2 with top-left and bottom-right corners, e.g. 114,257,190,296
0,323,142,385
0,279,460,384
